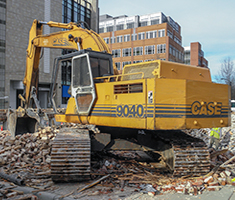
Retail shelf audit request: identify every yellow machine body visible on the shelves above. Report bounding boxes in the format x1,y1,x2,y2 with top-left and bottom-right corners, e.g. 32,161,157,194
55,60,231,130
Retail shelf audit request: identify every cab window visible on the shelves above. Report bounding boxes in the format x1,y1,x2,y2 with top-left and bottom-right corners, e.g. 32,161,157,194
89,57,111,78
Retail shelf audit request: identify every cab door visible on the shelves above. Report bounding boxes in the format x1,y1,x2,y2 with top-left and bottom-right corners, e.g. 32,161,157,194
71,53,96,115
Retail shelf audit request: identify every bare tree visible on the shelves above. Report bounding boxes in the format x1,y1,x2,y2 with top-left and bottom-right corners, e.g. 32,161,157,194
217,57,235,99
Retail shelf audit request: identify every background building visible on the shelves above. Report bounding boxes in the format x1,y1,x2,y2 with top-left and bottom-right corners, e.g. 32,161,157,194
99,12,184,72
0,0,98,109
184,42,208,68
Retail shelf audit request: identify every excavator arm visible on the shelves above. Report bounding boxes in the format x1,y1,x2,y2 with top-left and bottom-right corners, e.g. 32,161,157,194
23,19,117,108
8,19,117,136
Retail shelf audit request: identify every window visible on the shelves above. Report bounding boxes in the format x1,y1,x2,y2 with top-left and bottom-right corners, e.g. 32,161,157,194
176,50,179,59
111,37,116,44
116,35,123,43
99,27,104,33
123,48,132,57
138,32,145,40
140,21,148,27
199,50,204,57
132,33,137,41
169,45,173,55
179,52,182,60
112,49,121,58
124,34,130,42
127,22,134,29
173,47,176,56
115,62,121,70
133,60,143,63
174,36,181,45
133,47,143,56
157,44,166,54
198,59,202,66
116,24,124,31
151,19,159,25
203,60,208,67
107,26,113,32
158,29,165,37
104,37,109,44
146,30,157,39
145,45,155,55
62,60,71,85
145,59,154,62
122,61,131,68
167,30,173,39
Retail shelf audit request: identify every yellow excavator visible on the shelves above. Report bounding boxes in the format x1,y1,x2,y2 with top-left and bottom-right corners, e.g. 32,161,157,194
8,19,231,182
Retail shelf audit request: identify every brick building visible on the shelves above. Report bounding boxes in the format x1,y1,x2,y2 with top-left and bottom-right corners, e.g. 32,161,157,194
184,42,208,68
0,0,98,109
99,12,184,72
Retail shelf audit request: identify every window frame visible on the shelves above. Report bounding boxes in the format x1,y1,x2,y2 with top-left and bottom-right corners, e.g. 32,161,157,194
158,29,165,37
138,32,145,40
116,35,123,43
131,33,137,41
124,34,130,42
112,49,121,58
146,30,157,39
157,44,166,54
133,46,143,56
122,48,132,57
145,45,155,55
116,24,124,31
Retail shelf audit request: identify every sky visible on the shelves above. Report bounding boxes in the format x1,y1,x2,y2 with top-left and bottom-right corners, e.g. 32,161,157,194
99,0,235,78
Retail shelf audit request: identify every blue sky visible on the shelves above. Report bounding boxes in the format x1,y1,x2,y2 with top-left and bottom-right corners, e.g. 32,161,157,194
99,0,235,77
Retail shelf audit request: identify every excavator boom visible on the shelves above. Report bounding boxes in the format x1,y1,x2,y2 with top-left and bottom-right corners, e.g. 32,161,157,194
24,19,115,107
8,19,117,136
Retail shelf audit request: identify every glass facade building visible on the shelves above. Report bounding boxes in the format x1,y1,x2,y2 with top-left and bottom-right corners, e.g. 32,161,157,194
62,0,91,25
61,0,92,104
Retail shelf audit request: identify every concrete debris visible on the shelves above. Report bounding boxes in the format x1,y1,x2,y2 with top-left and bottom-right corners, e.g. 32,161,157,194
0,127,58,190
1,117,235,198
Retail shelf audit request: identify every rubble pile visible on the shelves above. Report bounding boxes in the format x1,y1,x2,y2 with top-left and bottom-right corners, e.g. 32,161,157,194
0,123,235,198
89,149,235,197
133,170,235,196
185,128,211,146
0,127,59,189
186,127,235,152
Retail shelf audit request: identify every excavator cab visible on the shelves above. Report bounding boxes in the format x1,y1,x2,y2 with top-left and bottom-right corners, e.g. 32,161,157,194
72,50,114,115
50,49,114,116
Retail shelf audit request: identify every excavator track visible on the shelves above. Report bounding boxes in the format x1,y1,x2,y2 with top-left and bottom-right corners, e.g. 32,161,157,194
172,140,210,176
51,127,91,182
158,130,210,177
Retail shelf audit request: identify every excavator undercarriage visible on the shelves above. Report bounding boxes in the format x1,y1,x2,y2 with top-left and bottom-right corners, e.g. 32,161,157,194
50,127,210,182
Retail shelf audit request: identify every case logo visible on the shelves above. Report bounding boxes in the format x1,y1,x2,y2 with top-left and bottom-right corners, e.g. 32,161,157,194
53,37,72,46
191,101,222,116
